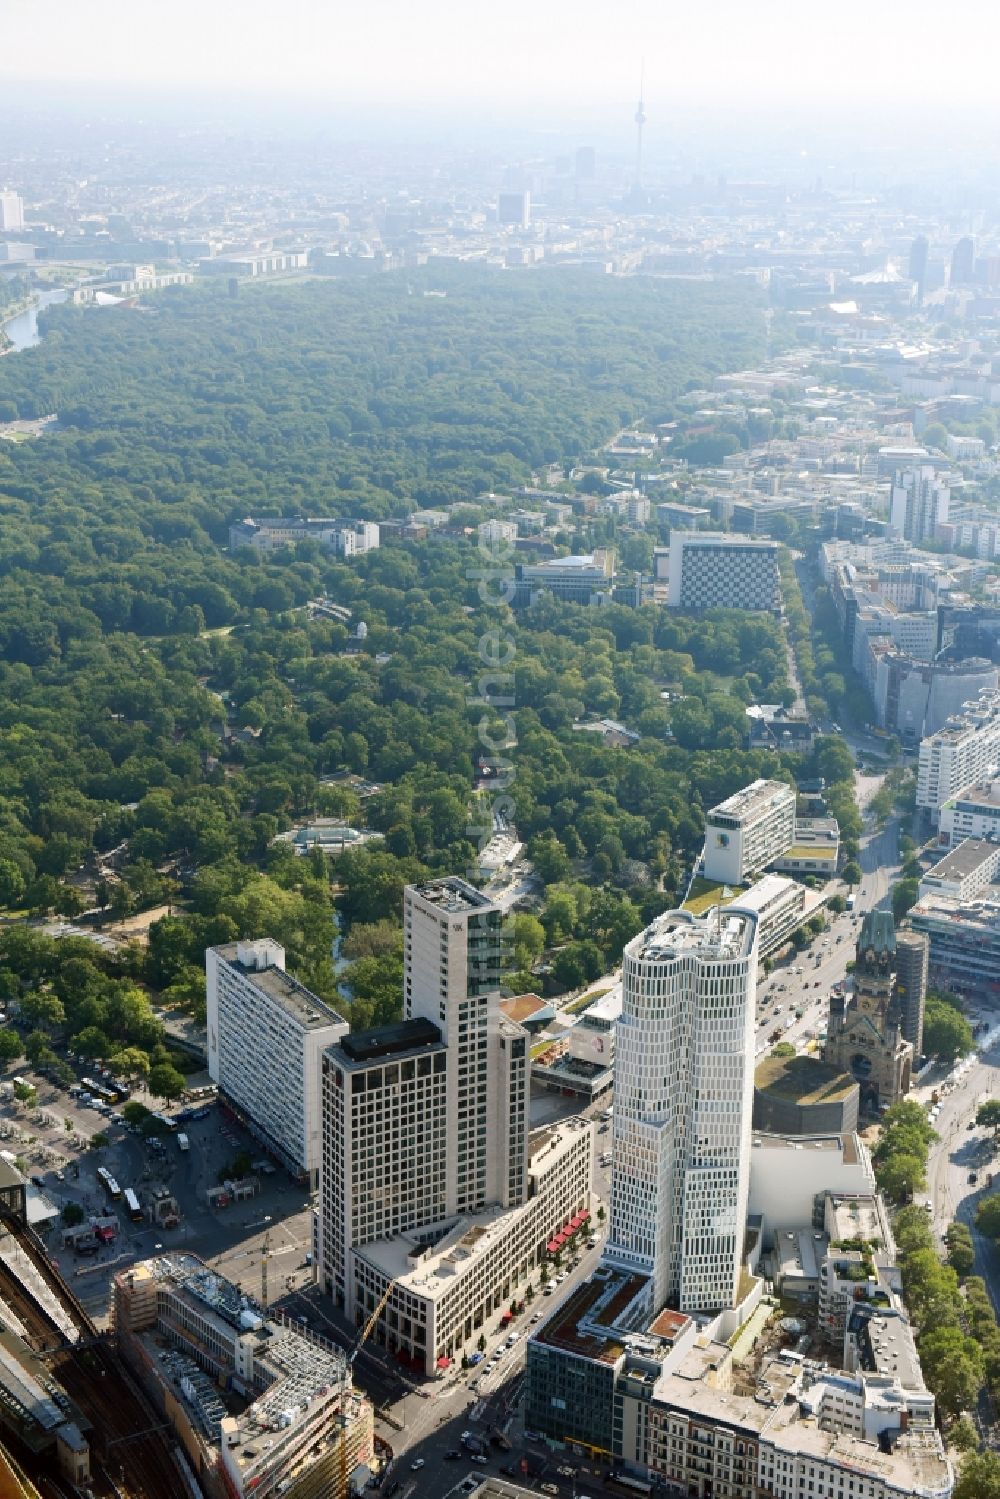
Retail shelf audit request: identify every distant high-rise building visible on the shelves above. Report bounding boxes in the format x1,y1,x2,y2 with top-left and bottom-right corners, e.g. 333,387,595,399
951,235,975,286
606,905,758,1313
666,532,782,613
889,465,950,543
908,235,929,304
497,191,531,228
0,191,24,233
575,145,596,180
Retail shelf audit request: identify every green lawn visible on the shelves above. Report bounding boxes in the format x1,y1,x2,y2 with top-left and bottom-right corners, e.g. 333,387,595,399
565,985,612,1015
683,878,744,916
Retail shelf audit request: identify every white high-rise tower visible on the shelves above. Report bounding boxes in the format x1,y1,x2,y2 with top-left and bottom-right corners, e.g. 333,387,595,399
606,905,758,1314
0,192,24,233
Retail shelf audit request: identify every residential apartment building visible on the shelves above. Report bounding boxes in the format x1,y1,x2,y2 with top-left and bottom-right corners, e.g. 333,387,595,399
205,940,347,1185
478,518,518,548
938,778,1000,847
916,688,1000,810
526,1294,948,1499
665,532,782,612
703,779,797,886
889,466,950,543
606,905,758,1314
115,1253,373,1499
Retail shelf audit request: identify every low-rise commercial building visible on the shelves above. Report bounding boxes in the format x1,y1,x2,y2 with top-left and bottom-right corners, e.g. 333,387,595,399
770,818,841,877
908,892,1000,998
918,837,1000,902
729,874,807,957
206,940,348,1186
346,1117,592,1375
514,549,615,606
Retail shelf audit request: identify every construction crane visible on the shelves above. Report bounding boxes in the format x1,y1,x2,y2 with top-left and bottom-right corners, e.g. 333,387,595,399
339,1278,397,1498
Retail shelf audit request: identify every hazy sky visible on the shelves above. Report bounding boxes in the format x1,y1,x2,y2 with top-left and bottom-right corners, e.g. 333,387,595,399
3,0,999,118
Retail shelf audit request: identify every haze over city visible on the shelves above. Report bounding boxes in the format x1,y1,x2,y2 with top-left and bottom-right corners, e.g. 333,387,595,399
3,5,1000,1499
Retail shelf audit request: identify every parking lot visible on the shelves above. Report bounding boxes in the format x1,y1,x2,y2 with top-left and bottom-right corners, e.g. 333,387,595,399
1,1060,314,1324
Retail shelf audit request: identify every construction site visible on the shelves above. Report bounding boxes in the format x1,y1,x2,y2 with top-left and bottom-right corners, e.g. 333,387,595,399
0,1201,195,1499
113,1250,375,1499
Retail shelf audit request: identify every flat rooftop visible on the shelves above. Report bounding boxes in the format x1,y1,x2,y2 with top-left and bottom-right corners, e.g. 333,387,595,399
911,891,1000,931
951,779,1000,811
827,1194,884,1245
628,907,756,964
708,778,794,823
755,1055,857,1106
411,877,496,913
681,532,779,551
533,1266,652,1365
355,1119,590,1299
214,944,347,1031
775,1227,827,1281
337,1017,443,1065
751,1132,860,1166
922,838,1000,883
855,1309,923,1390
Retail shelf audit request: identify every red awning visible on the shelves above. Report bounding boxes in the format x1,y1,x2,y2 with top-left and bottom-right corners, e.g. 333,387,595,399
578,1209,590,1222
546,1239,561,1253
436,1355,451,1369
570,1212,586,1228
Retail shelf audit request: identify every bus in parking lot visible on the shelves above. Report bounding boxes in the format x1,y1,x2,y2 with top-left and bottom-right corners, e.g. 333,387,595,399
124,1188,142,1223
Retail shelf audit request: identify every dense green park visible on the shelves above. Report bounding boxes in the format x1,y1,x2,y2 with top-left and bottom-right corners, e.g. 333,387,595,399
0,267,831,1056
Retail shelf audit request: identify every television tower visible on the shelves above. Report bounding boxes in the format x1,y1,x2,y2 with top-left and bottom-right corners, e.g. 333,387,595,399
633,63,647,192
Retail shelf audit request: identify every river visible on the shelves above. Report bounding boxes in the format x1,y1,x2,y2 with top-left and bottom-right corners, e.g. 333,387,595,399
2,287,68,351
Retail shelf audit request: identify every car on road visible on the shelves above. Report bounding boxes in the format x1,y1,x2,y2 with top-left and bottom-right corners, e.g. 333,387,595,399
471,1453,488,1464
541,1486,559,1496
410,1458,425,1470
445,1450,462,1460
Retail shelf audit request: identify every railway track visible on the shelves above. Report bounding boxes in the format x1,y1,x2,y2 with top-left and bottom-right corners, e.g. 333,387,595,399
0,1212,187,1499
